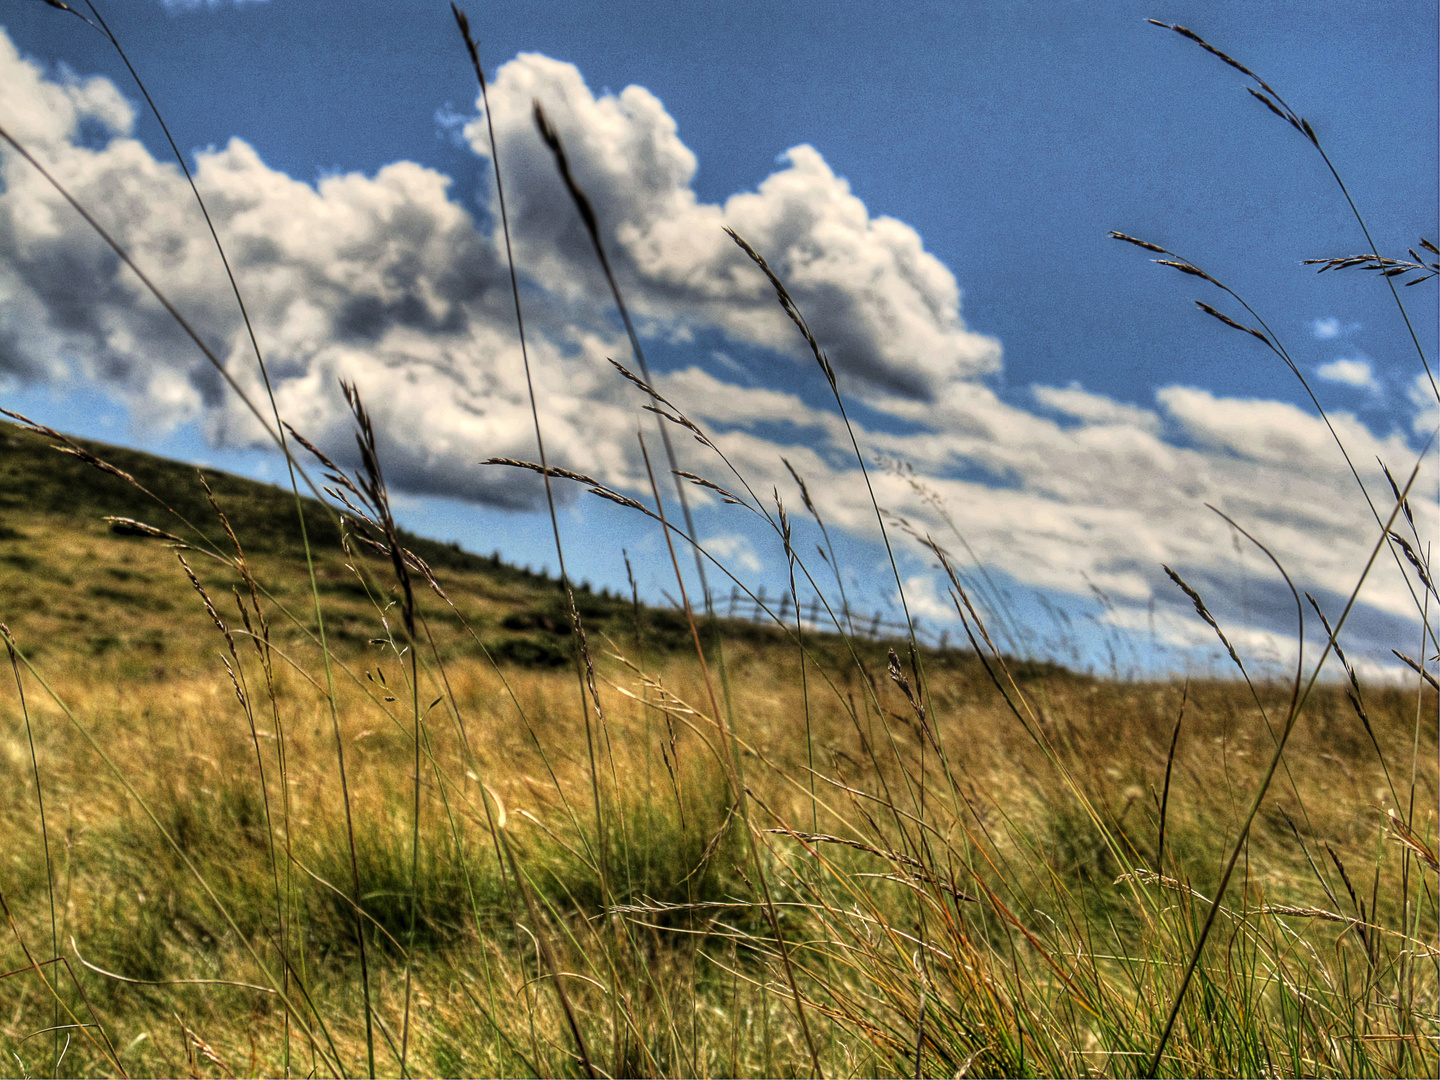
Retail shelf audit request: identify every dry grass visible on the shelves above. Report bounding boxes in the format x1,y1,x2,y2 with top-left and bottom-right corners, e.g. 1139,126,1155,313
1,528,1434,1076
1,9,1437,1079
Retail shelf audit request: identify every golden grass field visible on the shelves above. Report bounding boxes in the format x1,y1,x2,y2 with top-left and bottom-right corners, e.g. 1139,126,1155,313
1,8,1437,1078
0,419,1435,1078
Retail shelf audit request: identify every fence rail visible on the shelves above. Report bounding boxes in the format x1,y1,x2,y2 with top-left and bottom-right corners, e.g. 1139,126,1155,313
715,585,952,649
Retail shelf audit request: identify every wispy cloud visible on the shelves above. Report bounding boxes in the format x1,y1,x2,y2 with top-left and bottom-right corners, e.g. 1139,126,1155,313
1317,356,1377,390
703,533,763,574
1310,316,1360,340
897,574,955,625
433,104,472,149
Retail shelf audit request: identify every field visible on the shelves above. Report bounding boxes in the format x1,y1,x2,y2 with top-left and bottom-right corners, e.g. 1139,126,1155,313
0,421,1435,1078
1,7,1438,1079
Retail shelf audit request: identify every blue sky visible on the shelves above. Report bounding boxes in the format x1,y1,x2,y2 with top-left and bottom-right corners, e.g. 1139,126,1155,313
1,0,1436,677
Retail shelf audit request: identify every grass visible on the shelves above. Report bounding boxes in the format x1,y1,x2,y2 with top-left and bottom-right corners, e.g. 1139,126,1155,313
1,451,1433,1076
1,9,1437,1079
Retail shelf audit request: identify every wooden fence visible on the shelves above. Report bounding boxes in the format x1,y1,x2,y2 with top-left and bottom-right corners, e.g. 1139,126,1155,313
713,585,951,648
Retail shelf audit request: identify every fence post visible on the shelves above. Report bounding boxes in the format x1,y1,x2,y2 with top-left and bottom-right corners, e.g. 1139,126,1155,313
754,585,767,622
869,610,882,638
728,585,739,618
777,592,791,624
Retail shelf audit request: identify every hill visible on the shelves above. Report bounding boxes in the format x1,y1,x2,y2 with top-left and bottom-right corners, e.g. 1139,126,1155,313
0,416,985,674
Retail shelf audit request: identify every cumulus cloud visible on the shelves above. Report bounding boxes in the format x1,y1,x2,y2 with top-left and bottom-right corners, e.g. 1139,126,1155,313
0,30,1434,669
464,53,1001,401
760,379,1431,630
1317,357,1377,390
0,34,655,507
0,37,998,496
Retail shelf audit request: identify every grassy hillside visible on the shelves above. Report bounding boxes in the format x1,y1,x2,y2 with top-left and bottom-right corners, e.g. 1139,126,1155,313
0,415,1434,1079
0,417,623,664
3,416,859,677
0,417,981,673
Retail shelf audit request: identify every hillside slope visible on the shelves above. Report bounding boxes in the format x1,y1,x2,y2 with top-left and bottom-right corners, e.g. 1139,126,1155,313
0,417,663,668
0,417,909,673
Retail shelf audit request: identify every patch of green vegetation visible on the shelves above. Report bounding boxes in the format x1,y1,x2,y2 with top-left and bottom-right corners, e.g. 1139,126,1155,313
490,635,569,667
86,584,170,608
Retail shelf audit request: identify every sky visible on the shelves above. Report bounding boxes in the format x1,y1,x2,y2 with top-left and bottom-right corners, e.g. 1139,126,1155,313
0,0,1436,679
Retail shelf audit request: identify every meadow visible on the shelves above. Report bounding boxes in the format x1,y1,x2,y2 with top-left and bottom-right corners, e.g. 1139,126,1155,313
0,8,1436,1078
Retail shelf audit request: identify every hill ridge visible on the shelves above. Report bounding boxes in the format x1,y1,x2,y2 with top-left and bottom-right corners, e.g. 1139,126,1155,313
0,416,571,591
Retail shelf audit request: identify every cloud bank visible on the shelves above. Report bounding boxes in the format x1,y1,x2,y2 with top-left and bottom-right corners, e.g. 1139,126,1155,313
0,31,1434,666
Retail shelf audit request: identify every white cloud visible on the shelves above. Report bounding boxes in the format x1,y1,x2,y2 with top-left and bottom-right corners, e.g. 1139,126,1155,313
897,574,955,625
1410,372,1440,439
1032,381,1161,434
0,31,1434,668
0,37,999,501
1317,357,1377,390
1310,316,1361,341
0,43,134,151
703,533,762,574
464,53,1001,402
0,35,658,507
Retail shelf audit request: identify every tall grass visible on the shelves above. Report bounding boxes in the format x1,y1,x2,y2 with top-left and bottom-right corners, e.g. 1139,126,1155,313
1,11,1436,1079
